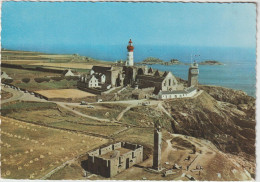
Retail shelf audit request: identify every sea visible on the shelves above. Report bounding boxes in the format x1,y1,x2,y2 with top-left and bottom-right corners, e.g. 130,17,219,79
15,45,256,97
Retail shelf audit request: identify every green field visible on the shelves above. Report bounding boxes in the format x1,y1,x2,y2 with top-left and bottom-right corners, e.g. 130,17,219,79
70,103,128,120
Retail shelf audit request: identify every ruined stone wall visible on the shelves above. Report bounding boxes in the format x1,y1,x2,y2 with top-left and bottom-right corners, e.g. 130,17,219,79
87,156,111,177
100,145,113,155
113,142,122,150
138,79,161,89
87,142,143,178
110,70,120,87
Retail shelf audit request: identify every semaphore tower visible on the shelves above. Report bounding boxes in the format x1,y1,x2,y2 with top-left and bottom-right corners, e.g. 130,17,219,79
188,56,199,87
126,39,134,66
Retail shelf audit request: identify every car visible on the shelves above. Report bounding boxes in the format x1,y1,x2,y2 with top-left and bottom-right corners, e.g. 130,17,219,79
87,105,94,108
80,101,87,105
142,102,149,106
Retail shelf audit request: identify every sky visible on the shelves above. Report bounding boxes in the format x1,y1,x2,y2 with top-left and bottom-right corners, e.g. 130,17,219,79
1,2,256,51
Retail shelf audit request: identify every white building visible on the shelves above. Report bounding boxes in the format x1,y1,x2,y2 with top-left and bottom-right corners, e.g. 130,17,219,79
87,75,99,88
158,86,197,100
63,69,74,77
79,70,107,89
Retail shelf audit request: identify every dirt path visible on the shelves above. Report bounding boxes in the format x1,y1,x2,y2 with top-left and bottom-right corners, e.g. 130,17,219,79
56,102,111,122
1,86,24,104
1,85,45,104
116,104,135,121
157,102,179,126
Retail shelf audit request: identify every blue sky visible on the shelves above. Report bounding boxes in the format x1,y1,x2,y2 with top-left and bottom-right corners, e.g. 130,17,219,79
2,2,256,51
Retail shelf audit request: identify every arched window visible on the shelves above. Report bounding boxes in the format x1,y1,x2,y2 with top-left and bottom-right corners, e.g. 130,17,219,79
169,79,171,86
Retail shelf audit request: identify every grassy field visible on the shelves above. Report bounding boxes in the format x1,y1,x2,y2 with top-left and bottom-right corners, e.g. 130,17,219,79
70,103,128,120
1,116,109,179
35,89,96,99
3,101,123,135
120,106,171,128
2,49,113,65
1,68,78,91
2,67,61,80
30,63,94,69
15,79,78,91
1,90,13,100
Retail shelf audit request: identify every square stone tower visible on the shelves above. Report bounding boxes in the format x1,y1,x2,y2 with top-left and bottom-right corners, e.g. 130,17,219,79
188,61,199,87
153,122,162,171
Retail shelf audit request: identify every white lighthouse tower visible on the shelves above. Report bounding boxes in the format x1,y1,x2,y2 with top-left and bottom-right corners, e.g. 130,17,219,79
126,39,134,66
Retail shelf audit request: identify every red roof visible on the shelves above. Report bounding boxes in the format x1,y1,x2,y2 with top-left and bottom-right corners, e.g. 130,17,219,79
127,45,134,51
129,39,132,43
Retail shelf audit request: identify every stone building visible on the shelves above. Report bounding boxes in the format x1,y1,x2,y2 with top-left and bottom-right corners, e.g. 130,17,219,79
136,71,180,94
157,86,197,99
188,61,199,87
63,69,75,77
87,142,143,178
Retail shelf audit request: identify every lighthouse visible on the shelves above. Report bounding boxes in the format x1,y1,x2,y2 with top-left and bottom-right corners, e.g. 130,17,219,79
126,39,134,66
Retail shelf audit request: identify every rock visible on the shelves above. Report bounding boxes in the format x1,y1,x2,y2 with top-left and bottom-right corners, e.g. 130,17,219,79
163,170,176,177
164,90,255,158
173,163,182,169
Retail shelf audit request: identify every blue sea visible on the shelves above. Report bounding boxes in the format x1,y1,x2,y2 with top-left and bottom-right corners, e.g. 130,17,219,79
14,45,256,97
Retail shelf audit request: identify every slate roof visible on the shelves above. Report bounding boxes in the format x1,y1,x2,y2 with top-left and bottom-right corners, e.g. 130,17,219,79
92,66,112,73
185,86,196,92
136,75,165,82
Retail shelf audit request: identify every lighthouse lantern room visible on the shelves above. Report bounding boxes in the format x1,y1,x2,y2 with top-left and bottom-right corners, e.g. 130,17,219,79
126,39,134,66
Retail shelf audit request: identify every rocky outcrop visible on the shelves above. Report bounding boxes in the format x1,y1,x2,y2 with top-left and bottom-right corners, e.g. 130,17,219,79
163,88,255,161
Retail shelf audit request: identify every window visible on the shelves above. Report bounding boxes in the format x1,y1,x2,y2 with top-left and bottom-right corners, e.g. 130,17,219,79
169,79,171,86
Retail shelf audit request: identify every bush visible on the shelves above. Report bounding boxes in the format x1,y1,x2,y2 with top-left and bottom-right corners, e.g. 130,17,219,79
65,76,79,81
34,77,51,83
51,76,64,81
22,78,30,83
2,78,13,84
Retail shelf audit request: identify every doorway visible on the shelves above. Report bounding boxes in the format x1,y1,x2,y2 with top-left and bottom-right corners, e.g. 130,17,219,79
126,158,130,169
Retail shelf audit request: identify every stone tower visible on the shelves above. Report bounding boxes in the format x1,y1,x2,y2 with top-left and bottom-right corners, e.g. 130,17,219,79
188,61,199,87
153,121,162,171
126,39,134,66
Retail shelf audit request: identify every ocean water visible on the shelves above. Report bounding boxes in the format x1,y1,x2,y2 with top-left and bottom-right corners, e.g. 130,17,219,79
13,45,256,97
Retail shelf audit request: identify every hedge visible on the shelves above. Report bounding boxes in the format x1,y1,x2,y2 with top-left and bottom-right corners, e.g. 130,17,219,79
34,77,51,83
22,78,30,83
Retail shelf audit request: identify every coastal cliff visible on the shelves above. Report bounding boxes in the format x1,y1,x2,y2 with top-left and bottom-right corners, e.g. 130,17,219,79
162,86,255,176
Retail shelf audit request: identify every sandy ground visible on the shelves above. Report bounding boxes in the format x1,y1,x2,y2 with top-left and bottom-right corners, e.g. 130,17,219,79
35,89,96,99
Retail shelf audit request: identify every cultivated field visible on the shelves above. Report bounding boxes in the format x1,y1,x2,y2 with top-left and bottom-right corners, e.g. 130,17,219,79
1,116,109,179
29,62,112,69
35,89,96,99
